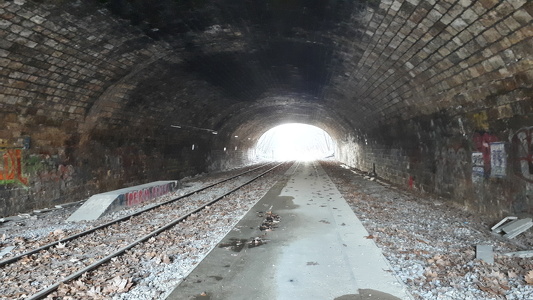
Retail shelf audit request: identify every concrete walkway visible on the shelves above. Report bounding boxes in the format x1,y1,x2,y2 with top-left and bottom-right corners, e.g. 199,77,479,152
166,161,412,300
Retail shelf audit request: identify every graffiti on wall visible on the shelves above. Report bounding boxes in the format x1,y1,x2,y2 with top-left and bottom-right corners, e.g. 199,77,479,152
490,142,507,178
116,182,175,207
35,163,75,189
471,152,484,183
472,131,499,175
0,148,29,186
512,126,533,182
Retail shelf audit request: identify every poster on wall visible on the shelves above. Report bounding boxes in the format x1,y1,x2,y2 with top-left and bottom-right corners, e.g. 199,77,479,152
471,152,484,182
490,142,506,178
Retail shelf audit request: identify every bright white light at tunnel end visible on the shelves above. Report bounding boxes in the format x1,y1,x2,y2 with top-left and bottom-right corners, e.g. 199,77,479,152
254,123,335,162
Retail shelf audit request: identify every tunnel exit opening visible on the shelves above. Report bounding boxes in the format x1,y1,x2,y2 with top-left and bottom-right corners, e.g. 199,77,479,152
254,123,335,161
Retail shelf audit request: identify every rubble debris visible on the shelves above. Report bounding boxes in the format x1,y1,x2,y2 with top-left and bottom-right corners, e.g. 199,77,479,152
491,216,518,233
0,216,18,223
502,250,533,258
218,238,248,252
259,211,280,231
0,246,15,258
33,208,56,214
502,219,532,239
248,236,268,248
491,217,532,239
476,244,494,264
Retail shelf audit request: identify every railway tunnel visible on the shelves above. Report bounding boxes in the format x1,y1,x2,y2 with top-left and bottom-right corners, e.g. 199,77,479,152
1,0,533,220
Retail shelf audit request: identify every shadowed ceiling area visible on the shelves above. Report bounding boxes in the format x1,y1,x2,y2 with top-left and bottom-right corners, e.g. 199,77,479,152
95,0,371,134
90,0,533,135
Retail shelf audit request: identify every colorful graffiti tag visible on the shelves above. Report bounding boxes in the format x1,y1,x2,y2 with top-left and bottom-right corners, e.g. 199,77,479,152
512,127,533,182
0,149,29,185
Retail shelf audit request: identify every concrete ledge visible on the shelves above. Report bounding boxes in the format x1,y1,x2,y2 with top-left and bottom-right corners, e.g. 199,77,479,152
66,181,178,222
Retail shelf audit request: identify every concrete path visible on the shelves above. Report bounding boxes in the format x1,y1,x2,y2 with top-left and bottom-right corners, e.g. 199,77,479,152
166,162,412,300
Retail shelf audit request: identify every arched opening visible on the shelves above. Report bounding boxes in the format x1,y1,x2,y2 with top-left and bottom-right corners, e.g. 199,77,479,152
254,123,335,161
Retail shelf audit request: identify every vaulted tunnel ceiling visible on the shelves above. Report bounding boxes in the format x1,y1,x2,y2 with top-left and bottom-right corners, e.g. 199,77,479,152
10,0,530,148
94,0,373,138
90,0,532,143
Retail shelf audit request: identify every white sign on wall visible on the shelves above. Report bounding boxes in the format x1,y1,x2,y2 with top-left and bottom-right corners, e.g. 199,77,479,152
490,142,506,178
471,152,484,182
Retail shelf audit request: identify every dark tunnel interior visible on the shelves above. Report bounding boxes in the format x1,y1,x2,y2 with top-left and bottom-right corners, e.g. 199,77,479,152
1,0,533,217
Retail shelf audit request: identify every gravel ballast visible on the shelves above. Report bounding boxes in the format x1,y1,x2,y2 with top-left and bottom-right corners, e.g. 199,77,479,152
0,164,287,299
2,161,533,299
322,161,533,300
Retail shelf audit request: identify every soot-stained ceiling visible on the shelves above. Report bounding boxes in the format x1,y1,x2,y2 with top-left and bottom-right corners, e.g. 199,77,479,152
95,0,533,142
97,0,370,137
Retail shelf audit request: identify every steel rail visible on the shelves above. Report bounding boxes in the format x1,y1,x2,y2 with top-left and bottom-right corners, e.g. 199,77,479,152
26,162,284,300
0,162,274,267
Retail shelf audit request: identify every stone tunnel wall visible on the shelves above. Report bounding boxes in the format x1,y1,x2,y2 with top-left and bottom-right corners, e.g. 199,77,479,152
337,0,533,217
338,100,533,217
0,1,213,217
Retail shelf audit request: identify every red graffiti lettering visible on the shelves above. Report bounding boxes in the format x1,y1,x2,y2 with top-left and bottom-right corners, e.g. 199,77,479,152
124,183,173,207
127,191,136,206
0,149,29,185
473,132,499,172
143,188,150,202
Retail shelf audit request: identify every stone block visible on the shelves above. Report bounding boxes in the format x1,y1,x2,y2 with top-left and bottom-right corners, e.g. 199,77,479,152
500,218,533,239
479,0,499,10
514,9,533,24
503,250,533,258
491,216,517,232
476,244,494,264
29,15,45,25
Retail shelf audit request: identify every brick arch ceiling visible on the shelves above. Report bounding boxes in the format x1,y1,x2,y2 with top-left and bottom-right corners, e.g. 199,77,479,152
99,0,532,142
91,0,369,140
212,96,351,145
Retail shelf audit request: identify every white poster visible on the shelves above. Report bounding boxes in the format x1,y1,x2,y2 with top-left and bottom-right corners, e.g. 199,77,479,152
490,142,506,178
471,152,484,182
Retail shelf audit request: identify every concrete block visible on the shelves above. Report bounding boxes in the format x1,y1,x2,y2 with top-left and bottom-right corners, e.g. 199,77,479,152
67,180,178,222
0,216,23,223
476,244,494,264
491,216,517,232
503,250,533,258
501,218,533,239
0,246,15,259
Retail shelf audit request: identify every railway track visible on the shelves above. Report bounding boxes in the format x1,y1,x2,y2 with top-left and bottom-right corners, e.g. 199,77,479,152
0,162,287,299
